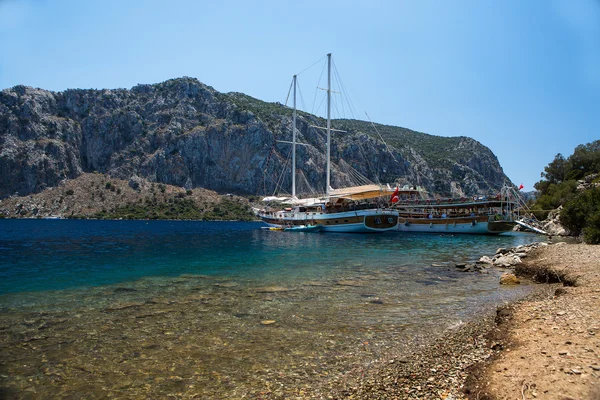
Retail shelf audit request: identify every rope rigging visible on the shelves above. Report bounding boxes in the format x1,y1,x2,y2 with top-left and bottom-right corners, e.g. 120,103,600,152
262,53,399,196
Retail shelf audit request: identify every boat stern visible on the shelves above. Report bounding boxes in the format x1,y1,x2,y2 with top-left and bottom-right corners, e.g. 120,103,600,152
364,213,399,232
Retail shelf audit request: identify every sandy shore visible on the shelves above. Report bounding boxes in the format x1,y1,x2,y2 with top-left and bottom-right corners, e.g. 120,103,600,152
464,242,600,400
326,242,600,400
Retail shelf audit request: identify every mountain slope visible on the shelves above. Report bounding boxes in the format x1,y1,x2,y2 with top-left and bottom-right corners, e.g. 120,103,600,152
0,77,512,199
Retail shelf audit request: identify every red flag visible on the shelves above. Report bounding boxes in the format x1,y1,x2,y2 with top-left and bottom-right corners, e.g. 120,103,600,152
390,187,399,203
519,183,524,190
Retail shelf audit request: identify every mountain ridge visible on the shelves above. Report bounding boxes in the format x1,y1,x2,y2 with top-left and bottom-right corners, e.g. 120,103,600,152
0,76,512,200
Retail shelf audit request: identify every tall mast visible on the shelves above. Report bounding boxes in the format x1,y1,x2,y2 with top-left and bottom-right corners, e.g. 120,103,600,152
326,53,331,198
292,74,297,199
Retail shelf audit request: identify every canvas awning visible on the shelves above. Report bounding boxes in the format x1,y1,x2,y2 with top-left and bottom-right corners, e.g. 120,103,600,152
262,196,292,202
329,184,395,201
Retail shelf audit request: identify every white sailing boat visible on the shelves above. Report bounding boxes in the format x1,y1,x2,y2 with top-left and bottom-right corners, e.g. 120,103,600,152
256,54,399,233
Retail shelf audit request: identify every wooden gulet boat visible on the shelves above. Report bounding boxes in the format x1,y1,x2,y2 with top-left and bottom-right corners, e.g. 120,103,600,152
259,183,399,233
255,54,399,233
392,186,517,234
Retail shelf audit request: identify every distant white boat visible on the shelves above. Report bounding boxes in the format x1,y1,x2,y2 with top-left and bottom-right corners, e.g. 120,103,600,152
43,215,63,220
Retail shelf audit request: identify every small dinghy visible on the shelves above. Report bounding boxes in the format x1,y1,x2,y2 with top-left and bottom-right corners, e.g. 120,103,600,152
284,224,323,232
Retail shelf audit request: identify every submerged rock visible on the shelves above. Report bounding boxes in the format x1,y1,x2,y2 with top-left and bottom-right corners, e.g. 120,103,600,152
499,273,520,285
255,286,293,293
114,287,137,293
214,282,239,288
335,280,363,287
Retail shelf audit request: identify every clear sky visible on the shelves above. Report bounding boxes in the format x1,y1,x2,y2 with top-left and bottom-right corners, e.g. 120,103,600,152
1,0,598,191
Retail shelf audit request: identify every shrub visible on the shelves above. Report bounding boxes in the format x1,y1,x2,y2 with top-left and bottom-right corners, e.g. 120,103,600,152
531,180,578,220
583,212,600,244
65,189,74,196
560,187,600,242
533,140,600,220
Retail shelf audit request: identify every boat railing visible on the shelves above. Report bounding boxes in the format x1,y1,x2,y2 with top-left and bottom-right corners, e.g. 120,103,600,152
394,194,510,207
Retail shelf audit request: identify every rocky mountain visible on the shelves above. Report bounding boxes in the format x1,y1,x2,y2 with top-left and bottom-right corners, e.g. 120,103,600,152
0,77,512,200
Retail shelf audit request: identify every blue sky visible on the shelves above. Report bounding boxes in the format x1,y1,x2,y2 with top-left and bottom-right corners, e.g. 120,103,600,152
1,0,599,191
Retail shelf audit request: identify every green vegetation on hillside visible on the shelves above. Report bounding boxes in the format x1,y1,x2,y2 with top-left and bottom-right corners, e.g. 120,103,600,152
203,198,256,221
532,140,600,243
219,91,492,173
332,119,480,170
90,198,256,221
220,92,319,131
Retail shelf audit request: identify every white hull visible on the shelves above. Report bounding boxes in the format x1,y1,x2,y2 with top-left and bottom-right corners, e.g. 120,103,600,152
259,209,398,233
396,218,515,235
397,220,492,234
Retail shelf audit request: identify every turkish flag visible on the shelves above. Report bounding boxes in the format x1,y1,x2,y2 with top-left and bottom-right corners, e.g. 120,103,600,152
519,184,524,190
390,187,399,203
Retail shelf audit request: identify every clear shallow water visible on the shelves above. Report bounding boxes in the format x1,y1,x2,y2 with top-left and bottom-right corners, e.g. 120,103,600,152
0,220,546,397
0,219,542,297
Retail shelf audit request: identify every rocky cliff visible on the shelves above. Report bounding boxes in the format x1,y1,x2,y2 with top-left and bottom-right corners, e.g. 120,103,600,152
0,77,512,199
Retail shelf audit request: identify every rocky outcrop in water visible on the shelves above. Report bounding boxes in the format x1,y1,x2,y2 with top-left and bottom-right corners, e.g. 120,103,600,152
1,77,512,199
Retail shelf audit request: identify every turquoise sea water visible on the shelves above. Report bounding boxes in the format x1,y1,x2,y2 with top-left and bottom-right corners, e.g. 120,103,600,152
0,220,547,397
1,219,542,300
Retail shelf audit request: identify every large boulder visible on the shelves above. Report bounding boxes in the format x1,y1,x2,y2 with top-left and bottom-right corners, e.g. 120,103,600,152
493,255,521,268
542,206,568,236
500,273,520,285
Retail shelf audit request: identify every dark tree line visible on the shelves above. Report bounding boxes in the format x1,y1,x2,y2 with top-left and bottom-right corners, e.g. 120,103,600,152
532,140,600,243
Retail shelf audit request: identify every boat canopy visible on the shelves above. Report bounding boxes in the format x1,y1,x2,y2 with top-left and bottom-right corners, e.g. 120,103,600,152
264,184,424,204
329,184,395,201
262,196,292,202
288,197,324,206
262,196,325,206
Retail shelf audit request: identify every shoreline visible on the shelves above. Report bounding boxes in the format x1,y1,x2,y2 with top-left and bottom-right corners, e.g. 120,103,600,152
464,242,600,399
323,279,550,399
2,237,596,399
326,241,600,399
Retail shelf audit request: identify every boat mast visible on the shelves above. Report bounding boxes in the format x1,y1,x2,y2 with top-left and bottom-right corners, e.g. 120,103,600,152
292,74,297,199
326,53,331,198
